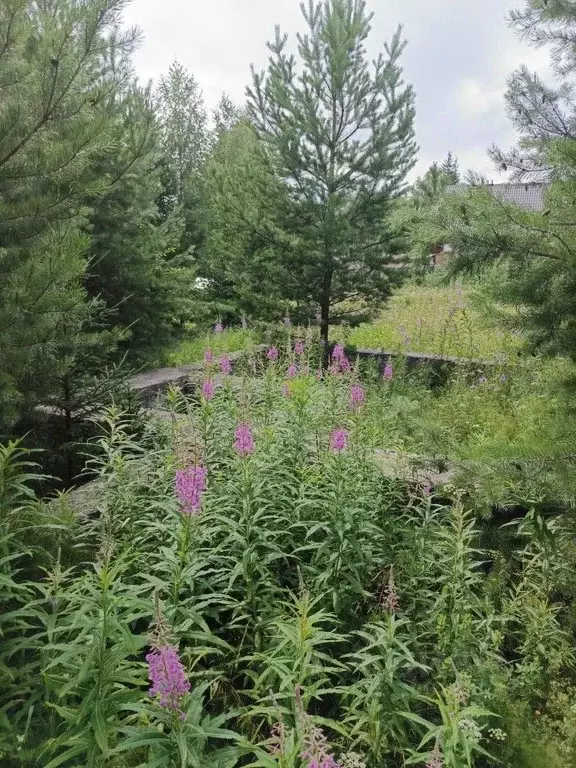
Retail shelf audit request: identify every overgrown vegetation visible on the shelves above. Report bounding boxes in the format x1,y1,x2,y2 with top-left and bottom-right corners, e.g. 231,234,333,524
3,353,576,767
4,0,576,765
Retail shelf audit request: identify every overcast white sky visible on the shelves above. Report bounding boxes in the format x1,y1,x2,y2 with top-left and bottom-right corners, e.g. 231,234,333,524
123,0,552,181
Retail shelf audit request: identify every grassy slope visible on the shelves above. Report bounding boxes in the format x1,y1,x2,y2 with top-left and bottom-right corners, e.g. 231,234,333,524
344,284,521,359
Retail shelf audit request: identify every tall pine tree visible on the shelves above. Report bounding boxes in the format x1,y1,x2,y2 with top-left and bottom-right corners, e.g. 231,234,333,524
247,0,417,358
0,0,140,431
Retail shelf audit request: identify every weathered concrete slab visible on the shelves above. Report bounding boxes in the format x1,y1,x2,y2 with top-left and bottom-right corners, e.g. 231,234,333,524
353,347,496,369
374,448,456,488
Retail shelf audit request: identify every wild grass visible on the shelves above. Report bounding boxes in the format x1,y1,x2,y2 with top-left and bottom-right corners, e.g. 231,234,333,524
164,327,257,366
343,284,521,360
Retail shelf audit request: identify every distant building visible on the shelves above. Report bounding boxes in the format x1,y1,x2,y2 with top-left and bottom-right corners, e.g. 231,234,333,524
430,182,548,267
469,182,546,212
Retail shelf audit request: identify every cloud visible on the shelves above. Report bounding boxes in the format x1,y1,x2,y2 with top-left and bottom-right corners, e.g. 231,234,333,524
123,0,554,181
457,79,505,117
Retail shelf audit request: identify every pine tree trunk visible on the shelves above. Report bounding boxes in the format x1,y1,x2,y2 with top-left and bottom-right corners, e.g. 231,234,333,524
320,289,331,369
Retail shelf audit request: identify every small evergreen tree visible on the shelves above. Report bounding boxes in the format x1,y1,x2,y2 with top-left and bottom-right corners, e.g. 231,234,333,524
213,93,248,139
247,0,417,358
441,151,460,185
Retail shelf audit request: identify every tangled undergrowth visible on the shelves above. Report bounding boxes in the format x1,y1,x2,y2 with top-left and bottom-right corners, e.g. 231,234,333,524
2,345,576,767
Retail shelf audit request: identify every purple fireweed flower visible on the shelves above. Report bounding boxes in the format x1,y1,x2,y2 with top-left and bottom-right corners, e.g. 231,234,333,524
295,341,305,355
219,355,232,374
383,363,394,380
288,363,298,378
175,465,208,515
201,379,215,401
234,423,255,456
204,348,214,365
330,344,351,374
267,346,279,362
300,727,341,768
332,343,345,361
214,322,223,334
146,644,190,714
330,428,349,454
349,384,365,410
339,355,351,373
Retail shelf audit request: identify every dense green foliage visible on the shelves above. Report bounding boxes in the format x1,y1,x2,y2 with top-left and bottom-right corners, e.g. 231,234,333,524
246,0,417,355
2,353,576,766
5,1,576,766
422,0,576,360
0,0,197,438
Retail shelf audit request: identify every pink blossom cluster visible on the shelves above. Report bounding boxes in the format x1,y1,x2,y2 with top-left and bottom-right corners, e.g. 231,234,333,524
300,724,341,768
330,343,351,374
267,346,279,362
219,355,232,374
175,465,207,515
330,428,349,454
146,644,190,714
234,423,255,456
383,363,394,380
294,341,305,355
349,384,365,410
204,348,214,364
202,379,215,400
288,363,298,378
214,322,223,334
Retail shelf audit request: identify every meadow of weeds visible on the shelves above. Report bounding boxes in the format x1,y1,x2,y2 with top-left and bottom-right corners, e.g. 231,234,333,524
2,337,576,768
343,284,521,360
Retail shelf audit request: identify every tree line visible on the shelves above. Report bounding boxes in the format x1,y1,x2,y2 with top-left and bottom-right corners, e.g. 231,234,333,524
0,0,417,447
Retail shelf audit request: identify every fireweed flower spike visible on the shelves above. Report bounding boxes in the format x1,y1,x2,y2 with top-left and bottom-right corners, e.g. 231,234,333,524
219,355,232,374
383,363,394,380
330,428,349,453
175,465,208,515
201,379,215,401
288,363,298,378
349,383,365,410
214,322,223,334
146,644,190,715
234,423,255,456
267,346,279,362
332,343,345,361
204,349,214,365
294,341,305,355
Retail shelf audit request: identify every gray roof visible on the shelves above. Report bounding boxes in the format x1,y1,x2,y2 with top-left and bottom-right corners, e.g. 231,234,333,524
448,182,547,212
489,183,546,211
